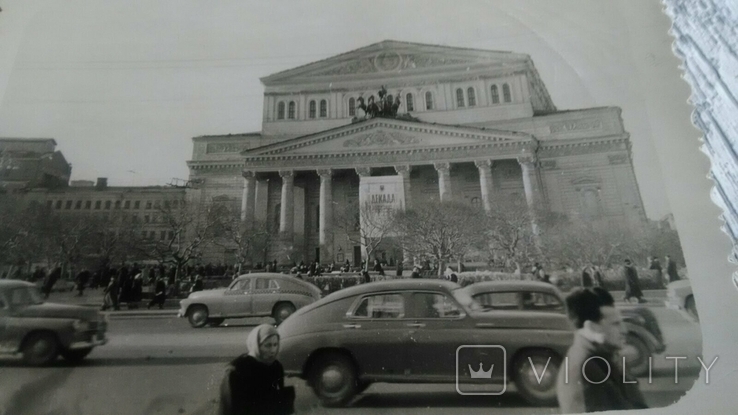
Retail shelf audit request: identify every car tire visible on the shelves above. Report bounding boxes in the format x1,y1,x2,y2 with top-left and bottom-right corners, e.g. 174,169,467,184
273,302,296,325
187,305,209,328
207,318,225,327
22,332,59,366
685,296,699,321
622,334,650,377
61,347,93,363
310,353,359,407
512,349,561,407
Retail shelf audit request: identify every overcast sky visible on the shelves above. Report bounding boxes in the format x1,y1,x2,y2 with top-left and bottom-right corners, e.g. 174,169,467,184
0,0,687,219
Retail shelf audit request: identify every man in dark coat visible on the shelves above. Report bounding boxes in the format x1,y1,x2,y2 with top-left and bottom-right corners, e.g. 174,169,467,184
622,259,645,303
665,255,680,282
190,275,204,293
372,260,385,276
75,269,91,296
649,256,663,287
581,266,594,288
148,278,167,310
42,267,61,299
411,266,421,279
557,287,648,412
396,262,403,277
101,275,120,311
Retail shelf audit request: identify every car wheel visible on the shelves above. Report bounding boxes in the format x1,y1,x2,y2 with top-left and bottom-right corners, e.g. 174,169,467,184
273,302,296,325
207,318,225,327
22,332,59,366
512,349,561,406
310,353,359,407
685,296,699,321
622,334,650,377
187,305,209,328
61,347,93,363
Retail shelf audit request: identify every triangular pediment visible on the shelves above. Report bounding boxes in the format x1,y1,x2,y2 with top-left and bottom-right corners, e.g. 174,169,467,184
261,40,529,85
242,118,532,158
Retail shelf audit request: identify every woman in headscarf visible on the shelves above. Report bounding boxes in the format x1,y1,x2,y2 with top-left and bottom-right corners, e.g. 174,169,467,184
218,324,294,415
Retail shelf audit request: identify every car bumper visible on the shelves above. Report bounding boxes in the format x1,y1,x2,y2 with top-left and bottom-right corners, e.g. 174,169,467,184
68,333,108,349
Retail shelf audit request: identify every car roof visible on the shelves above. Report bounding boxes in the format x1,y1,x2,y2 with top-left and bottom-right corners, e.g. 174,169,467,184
462,280,562,295
235,272,319,290
322,279,461,302
0,280,35,289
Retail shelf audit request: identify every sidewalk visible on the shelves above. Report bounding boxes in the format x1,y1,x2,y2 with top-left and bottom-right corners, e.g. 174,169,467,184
45,288,181,318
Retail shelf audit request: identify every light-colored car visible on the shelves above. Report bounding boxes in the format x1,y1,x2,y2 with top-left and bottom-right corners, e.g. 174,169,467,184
0,280,108,365
665,279,697,321
178,273,321,328
278,279,574,407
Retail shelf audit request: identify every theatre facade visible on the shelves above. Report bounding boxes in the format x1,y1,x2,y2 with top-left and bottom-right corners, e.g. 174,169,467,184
186,41,647,265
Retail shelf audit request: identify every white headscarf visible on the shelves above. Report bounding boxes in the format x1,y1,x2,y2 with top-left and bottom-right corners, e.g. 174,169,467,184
246,324,279,361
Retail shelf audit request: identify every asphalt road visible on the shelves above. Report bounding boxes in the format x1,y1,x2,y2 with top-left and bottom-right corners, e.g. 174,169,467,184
0,308,702,415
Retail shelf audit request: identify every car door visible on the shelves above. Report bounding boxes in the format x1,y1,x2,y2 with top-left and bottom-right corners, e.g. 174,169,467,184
337,292,411,379
251,278,279,316
0,292,10,353
406,291,472,381
222,278,253,317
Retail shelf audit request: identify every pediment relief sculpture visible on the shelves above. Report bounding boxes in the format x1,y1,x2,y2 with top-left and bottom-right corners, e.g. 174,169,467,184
343,130,422,148
312,52,481,77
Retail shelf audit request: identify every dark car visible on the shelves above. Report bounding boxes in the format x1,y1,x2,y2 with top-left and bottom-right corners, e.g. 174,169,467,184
0,280,108,365
462,281,665,377
277,279,574,407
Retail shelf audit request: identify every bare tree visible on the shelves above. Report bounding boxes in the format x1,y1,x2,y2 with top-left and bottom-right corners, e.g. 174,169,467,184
211,203,274,272
481,197,539,271
86,211,143,270
394,202,484,277
334,200,398,271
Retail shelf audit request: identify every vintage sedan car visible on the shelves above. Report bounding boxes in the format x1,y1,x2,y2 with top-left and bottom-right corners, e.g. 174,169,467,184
665,279,698,321
0,280,108,365
277,279,574,407
178,273,321,328
462,281,665,377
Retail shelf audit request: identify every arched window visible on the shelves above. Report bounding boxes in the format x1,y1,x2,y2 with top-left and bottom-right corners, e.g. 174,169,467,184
406,93,414,112
456,88,465,107
471,197,481,208
349,97,356,116
277,102,285,120
288,101,295,119
320,99,327,117
425,91,434,110
309,100,316,119
502,83,511,103
490,85,500,104
467,87,476,106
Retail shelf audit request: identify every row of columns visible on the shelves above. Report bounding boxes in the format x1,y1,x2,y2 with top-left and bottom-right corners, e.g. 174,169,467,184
240,157,543,263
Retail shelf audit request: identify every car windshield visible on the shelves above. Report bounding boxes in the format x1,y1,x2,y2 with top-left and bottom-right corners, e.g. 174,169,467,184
451,288,483,313
8,286,45,307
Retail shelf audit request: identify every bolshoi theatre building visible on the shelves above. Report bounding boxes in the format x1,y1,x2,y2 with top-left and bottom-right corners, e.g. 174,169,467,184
186,41,647,266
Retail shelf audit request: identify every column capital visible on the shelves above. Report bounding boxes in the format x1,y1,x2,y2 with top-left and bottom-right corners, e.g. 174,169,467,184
279,170,295,180
242,170,256,179
433,162,451,172
516,155,536,166
474,160,494,169
394,165,412,177
317,168,333,178
355,167,372,177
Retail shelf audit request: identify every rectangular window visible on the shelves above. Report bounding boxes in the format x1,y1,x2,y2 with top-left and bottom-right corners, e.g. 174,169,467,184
164,200,171,209
65,200,72,209
75,200,82,210
144,215,150,223
146,201,152,209
47,200,53,209
351,294,404,319
160,231,166,240
114,201,121,209
149,231,156,240
154,200,161,209
105,201,111,210
134,201,140,209
95,201,101,210
124,200,130,209
85,201,91,209
168,231,174,240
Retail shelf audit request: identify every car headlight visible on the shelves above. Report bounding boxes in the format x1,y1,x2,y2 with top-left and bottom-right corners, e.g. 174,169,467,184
72,319,91,331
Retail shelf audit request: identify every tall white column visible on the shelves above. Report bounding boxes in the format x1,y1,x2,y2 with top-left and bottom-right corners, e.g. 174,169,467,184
518,156,542,241
355,167,371,266
394,165,412,209
474,160,494,212
241,170,256,224
279,170,295,239
318,169,333,264
434,162,452,202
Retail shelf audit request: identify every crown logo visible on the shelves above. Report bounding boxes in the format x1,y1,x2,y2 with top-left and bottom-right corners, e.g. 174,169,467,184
468,362,494,379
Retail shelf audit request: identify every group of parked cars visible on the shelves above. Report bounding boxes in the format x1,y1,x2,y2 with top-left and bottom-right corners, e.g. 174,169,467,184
176,273,682,407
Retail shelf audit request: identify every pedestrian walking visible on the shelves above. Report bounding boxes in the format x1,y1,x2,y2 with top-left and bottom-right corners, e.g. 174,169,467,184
664,255,680,283
395,262,403,277
372,260,385,276
42,266,61,299
101,274,120,311
190,275,204,294
581,265,594,288
75,269,91,296
622,259,645,303
218,324,295,415
362,270,371,284
556,287,648,412
648,256,664,287
592,265,605,288
148,278,167,310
